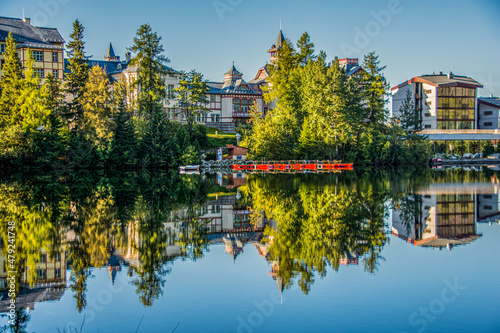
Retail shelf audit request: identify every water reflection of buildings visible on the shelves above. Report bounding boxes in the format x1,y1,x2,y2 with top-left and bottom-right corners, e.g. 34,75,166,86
0,249,67,312
392,182,500,249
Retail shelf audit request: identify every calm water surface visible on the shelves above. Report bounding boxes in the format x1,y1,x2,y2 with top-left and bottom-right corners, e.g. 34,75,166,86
0,168,499,332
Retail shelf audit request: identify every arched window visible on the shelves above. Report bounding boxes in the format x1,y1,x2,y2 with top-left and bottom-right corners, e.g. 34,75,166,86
233,98,252,114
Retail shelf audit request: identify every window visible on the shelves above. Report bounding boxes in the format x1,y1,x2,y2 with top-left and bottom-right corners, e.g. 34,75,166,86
52,52,58,62
167,84,175,99
233,98,251,114
0,59,4,70
424,125,431,129
40,254,47,263
52,69,58,78
34,68,44,78
55,268,61,279
55,253,61,262
0,44,5,53
484,205,493,210
37,269,47,280
215,114,220,122
484,122,493,127
32,51,43,62
210,95,216,103
484,111,493,116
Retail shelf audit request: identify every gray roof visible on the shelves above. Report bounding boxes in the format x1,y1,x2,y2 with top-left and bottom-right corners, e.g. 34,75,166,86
207,80,262,95
0,285,66,313
418,73,482,87
225,63,242,76
268,30,285,52
478,97,500,107
105,42,116,58
0,16,64,50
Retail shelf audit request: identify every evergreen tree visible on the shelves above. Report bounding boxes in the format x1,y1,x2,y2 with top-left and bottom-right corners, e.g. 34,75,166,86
109,108,137,169
45,72,64,114
296,32,315,66
0,32,23,127
79,66,114,159
360,52,388,126
398,89,421,134
30,73,69,168
65,19,89,124
129,24,169,118
141,106,178,168
15,50,51,165
175,70,209,136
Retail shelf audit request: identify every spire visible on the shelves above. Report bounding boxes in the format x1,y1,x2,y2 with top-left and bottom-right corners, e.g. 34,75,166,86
267,30,285,62
105,42,119,61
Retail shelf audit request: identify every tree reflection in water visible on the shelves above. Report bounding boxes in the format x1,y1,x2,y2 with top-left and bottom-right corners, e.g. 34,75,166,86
0,166,493,325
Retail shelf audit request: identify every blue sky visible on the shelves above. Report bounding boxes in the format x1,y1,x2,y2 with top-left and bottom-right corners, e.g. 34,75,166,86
2,0,500,96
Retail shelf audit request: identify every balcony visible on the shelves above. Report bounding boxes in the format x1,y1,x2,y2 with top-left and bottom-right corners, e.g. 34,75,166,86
233,112,250,118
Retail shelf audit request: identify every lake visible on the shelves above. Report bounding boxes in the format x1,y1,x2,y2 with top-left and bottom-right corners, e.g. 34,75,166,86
0,167,499,332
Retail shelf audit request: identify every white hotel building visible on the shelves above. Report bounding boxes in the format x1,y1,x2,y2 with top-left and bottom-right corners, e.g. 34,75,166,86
391,72,500,154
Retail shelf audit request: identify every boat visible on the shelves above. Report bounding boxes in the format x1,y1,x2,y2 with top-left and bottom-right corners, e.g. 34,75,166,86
179,165,200,173
231,160,354,172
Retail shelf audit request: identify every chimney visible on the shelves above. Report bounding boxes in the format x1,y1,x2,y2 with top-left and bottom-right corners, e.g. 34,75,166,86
125,52,131,63
447,72,453,79
439,71,443,75
491,94,494,98
22,17,31,25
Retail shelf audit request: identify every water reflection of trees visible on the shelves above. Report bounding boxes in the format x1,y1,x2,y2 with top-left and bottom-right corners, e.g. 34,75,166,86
241,169,435,294
0,170,215,316
0,166,493,320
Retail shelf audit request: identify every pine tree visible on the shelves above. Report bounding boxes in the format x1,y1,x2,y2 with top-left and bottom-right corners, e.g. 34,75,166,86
109,108,137,169
65,19,90,124
398,89,421,134
175,70,209,136
0,32,23,127
141,105,178,168
296,32,316,66
129,24,169,118
360,52,389,126
79,66,114,159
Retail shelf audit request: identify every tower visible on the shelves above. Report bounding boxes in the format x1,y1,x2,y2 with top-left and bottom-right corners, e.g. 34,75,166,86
105,42,120,62
267,30,285,62
224,62,243,81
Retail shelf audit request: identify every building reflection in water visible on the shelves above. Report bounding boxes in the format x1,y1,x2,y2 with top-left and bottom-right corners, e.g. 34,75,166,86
0,249,67,313
392,181,500,249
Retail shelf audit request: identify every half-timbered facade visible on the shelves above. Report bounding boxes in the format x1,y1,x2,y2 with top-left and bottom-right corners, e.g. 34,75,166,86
0,16,65,83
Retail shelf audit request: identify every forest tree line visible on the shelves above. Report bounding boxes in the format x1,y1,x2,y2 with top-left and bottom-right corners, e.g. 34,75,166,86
240,33,432,165
0,20,210,170
0,21,432,170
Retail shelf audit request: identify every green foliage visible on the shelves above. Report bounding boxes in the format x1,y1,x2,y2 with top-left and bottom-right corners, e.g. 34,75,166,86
397,89,421,133
109,108,137,169
0,32,23,127
65,19,90,123
483,141,495,157
141,106,179,168
246,33,431,165
129,23,169,118
361,51,388,126
79,66,114,159
175,70,209,135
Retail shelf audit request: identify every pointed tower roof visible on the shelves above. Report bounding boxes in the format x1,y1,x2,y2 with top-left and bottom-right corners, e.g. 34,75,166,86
267,30,285,53
224,62,243,81
105,42,118,61
225,62,242,76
